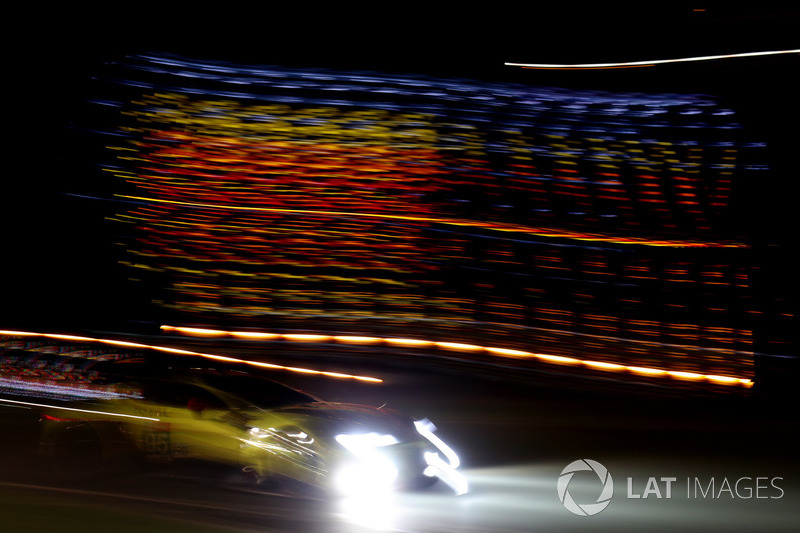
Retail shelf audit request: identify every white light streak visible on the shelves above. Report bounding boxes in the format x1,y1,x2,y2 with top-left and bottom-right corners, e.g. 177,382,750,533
423,452,469,496
414,419,461,469
0,397,159,421
505,49,800,70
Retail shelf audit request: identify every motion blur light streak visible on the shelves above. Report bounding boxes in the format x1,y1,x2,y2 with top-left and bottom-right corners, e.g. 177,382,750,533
423,452,470,496
115,194,746,249
160,325,752,387
413,419,468,496
82,54,766,384
504,49,800,69
0,330,383,383
414,419,461,470
0,398,159,422
338,494,396,531
0,376,142,401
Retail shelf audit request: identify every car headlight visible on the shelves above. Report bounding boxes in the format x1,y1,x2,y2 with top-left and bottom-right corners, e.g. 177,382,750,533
333,433,399,495
335,432,399,451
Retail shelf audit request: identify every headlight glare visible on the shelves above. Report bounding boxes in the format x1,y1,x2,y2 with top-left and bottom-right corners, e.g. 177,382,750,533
335,432,399,451
333,433,400,495
414,418,468,495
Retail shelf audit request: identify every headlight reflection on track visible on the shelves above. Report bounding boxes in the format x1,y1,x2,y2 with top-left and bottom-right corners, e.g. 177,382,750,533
337,493,397,531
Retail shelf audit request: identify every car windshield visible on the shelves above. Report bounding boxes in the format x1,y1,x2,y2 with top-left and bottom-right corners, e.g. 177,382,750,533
202,374,317,409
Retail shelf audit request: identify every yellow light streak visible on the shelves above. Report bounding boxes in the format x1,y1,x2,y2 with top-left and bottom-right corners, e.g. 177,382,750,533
384,338,436,347
230,331,282,340
436,342,483,351
168,327,228,337
282,334,334,342
627,366,668,376
332,336,383,344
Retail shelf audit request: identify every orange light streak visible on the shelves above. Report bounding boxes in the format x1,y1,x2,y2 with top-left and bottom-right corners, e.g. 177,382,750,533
0,330,383,383
159,325,753,388
117,194,745,249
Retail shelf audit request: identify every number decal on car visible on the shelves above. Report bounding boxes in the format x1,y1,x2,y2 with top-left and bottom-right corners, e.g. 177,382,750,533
143,430,170,455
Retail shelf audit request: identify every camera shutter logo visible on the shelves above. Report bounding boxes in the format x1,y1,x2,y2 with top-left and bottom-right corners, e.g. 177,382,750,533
557,459,614,516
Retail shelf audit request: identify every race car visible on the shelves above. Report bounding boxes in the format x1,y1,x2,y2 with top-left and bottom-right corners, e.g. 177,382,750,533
0,339,467,496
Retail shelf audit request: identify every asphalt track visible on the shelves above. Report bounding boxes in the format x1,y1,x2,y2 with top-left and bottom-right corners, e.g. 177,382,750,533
1,344,798,533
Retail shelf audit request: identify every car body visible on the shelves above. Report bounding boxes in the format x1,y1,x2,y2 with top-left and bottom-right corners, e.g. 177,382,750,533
0,338,467,496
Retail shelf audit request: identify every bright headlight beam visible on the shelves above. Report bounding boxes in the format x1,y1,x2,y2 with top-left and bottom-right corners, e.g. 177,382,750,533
334,433,400,496
335,433,399,451
505,49,800,70
423,452,469,496
414,419,460,469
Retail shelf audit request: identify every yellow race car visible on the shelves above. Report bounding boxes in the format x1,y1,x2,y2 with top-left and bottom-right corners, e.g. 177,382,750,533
1,338,466,496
